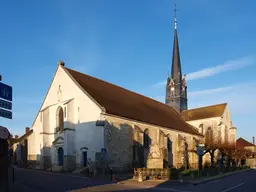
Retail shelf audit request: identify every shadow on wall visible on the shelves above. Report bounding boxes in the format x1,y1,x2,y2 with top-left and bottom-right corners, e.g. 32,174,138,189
21,120,175,174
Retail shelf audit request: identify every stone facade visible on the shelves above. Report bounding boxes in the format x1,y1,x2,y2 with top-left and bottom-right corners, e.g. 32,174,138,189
185,106,236,165
64,155,76,171
103,115,202,171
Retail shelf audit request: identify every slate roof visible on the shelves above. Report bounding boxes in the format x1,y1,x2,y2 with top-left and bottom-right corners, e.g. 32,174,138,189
236,137,255,148
181,103,227,121
64,67,202,136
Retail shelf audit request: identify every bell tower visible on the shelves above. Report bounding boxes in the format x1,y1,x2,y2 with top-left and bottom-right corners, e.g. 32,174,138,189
165,4,188,113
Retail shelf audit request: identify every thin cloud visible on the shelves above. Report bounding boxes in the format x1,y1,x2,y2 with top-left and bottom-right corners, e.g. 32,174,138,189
186,56,254,81
150,82,256,116
187,82,256,116
153,56,255,87
188,86,233,97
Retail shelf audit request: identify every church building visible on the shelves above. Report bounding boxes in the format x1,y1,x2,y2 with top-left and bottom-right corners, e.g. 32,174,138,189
26,14,236,172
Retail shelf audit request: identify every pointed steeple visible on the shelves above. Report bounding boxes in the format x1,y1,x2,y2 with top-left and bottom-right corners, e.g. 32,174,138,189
171,6,182,83
165,4,188,113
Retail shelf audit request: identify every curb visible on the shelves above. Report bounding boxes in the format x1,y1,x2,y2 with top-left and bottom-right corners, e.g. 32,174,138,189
117,169,252,187
190,169,252,185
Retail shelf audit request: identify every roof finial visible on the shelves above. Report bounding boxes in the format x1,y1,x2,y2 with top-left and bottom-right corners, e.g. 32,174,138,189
174,3,177,29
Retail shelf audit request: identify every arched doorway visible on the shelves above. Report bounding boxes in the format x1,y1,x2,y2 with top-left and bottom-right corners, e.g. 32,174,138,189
57,147,64,166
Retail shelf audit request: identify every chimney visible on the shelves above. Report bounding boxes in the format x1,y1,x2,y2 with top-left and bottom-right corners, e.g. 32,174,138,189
58,60,65,66
26,127,30,133
15,135,19,139
253,136,255,145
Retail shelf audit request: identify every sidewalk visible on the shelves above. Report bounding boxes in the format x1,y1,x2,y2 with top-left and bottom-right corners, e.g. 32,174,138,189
187,168,251,185
117,168,252,187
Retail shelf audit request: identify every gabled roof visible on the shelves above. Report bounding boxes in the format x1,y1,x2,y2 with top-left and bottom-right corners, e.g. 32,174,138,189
18,130,33,142
236,137,255,148
181,103,227,121
64,67,202,136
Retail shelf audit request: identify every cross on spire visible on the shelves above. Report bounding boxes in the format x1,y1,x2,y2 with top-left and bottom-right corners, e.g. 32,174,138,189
173,3,177,18
173,3,177,29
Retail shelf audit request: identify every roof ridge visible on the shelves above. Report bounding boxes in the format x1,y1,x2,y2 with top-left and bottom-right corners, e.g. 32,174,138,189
182,103,227,113
65,67,180,115
237,137,255,146
65,66,201,136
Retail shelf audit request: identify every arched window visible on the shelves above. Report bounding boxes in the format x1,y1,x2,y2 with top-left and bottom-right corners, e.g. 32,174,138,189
143,129,150,149
225,126,229,144
199,124,204,134
159,131,165,148
167,134,172,152
56,107,64,132
206,127,213,146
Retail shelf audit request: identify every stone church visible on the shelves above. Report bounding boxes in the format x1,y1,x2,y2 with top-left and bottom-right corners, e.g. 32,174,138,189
26,17,236,172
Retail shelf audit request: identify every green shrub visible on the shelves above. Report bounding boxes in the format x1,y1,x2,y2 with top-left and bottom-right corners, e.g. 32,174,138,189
181,169,198,177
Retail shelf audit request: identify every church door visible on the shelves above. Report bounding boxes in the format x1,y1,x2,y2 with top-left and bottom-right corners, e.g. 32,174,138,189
83,152,87,167
58,147,64,166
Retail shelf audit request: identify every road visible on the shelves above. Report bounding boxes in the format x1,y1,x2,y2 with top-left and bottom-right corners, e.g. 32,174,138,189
9,168,113,192
9,168,256,192
74,169,256,192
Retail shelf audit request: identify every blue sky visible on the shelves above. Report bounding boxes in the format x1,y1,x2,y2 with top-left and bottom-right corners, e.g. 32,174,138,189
0,0,255,142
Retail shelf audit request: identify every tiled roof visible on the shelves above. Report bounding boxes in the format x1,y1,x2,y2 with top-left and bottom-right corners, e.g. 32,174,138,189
236,137,255,148
65,67,202,136
181,103,227,121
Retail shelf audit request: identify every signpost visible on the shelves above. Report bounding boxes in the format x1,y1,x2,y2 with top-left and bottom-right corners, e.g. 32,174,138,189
196,144,205,176
0,76,13,192
0,100,12,110
0,79,12,120
0,82,12,102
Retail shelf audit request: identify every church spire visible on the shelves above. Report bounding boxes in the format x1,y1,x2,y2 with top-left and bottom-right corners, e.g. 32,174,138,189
165,4,187,113
171,3,182,83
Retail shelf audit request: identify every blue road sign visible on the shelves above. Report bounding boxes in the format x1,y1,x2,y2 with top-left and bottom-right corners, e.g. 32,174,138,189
0,82,12,101
0,99,12,110
0,108,12,119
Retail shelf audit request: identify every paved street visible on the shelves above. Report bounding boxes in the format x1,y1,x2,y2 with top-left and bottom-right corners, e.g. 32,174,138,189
73,169,256,192
9,168,113,192
9,168,256,192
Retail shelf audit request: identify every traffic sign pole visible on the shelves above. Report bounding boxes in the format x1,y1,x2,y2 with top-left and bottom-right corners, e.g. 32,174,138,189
0,76,13,120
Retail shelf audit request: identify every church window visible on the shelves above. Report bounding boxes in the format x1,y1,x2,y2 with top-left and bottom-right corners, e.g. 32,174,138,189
199,124,204,134
167,136,172,152
206,127,213,146
56,106,64,132
159,131,164,148
64,107,67,118
143,129,150,149
78,107,80,122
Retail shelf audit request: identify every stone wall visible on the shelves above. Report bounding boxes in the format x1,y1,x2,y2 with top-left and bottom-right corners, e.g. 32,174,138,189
64,155,76,172
104,115,203,170
105,120,134,172
246,158,256,167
